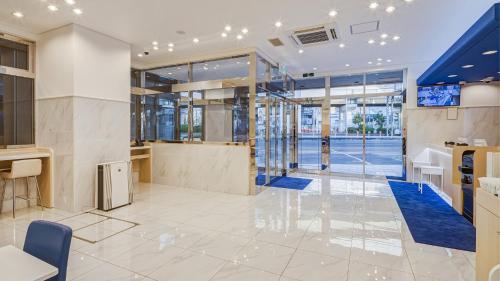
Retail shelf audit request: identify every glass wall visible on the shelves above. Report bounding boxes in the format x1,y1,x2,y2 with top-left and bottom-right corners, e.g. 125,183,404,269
329,71,404,177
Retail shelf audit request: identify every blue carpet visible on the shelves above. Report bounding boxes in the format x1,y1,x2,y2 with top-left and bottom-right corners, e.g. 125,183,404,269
255,175,312,190
388,181,476,252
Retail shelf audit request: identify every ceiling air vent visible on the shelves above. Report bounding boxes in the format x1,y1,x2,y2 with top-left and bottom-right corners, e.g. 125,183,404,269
291,24,338,47
268,38,284,47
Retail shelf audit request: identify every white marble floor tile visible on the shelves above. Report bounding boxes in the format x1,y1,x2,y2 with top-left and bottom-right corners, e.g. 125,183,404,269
283,249,349,281
73,262,144,281
347,261,416,281
298,231,352,259
190,232,250,261
235,240,295,274
108,239,185,275
211,262,280,281
78,233,148,261
66,251,104,280
148,250,226,281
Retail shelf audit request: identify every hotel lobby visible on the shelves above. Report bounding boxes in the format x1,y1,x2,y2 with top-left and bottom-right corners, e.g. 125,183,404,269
0,0,499,280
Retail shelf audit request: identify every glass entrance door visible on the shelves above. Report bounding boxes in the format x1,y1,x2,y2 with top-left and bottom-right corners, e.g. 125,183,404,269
298,104,322,170
255,91,287,185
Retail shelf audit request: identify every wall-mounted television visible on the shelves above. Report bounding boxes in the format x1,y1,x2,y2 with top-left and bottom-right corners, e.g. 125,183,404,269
417,84,461,107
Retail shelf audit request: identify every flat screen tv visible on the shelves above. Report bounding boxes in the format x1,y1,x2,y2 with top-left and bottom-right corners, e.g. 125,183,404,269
417,84,461,107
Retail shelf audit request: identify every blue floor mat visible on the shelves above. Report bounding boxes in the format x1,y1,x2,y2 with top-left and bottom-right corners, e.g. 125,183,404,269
388,181,476,252
255,175,312,190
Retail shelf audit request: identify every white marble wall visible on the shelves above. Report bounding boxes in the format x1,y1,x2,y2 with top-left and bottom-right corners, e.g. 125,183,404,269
36,97,75,210
152,143,250,195
73,97,130,211
33,96,130,212
407,106,500,161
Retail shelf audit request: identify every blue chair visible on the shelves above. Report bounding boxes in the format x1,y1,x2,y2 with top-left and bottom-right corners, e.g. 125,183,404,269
23,220,72,281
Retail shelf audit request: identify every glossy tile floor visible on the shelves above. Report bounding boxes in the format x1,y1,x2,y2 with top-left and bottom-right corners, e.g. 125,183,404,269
0,173,476,281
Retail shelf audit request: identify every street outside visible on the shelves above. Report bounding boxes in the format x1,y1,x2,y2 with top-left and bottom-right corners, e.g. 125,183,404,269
257,137,403,177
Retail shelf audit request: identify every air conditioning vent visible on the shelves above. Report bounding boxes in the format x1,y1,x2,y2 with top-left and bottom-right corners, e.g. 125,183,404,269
268,38,284,47
291,23,338,47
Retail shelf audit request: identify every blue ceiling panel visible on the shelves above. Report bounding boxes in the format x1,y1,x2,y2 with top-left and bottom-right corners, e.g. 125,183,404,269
417,3,500,86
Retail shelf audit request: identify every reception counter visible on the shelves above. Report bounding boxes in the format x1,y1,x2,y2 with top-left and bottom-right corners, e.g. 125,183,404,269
151,142,251,195
420,145,500,219
0,147,54,213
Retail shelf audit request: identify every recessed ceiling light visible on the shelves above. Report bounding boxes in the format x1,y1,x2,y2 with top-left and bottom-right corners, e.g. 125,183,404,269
380,41,387,46
65,0,75,5
462,64,474,68
393,35,400,41
168,48,173,52
345,64,350,67
193,38,199,43
137,53,143,57
247,61,250,65
377,58,383,61
153,46,159,50
313,67,317,70
221,32,227,38
482,50,498,55
329,10,338,17
369,2,379,9
368,61,373,64
12,11,23,18
298,49,304,54
377,62,382,65
386,6,396,13
339,43,345,48
48,5,58,11
405,0,413,2
152,41,158,45
72,8,82,15
368,39,375,44
448,74,458,78
224,25,232,32
275,21,282,28
236,34,243,40
242,28,249,34
386,59,392,62
168,43,174,47
381,33,388,39
167,72,173,75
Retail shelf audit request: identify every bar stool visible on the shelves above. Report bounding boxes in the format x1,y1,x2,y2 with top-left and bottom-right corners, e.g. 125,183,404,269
419,165,444,194
1,159,43,218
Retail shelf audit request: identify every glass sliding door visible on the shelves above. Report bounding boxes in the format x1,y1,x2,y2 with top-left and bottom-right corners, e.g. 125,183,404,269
330,96,365,175
298,104,322,170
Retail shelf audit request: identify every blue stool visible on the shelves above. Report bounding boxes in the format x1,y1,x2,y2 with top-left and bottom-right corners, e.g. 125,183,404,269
23,220,72,281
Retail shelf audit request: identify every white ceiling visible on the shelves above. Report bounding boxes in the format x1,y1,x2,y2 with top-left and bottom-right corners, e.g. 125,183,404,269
0,0,497,76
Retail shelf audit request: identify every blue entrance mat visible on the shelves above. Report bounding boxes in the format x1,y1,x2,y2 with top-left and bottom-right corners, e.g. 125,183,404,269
388,181,476,252
256,175,312,190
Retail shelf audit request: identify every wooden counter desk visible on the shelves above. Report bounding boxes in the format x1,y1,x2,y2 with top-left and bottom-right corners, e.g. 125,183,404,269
130,144,152,183
450,146,500,224
0,147,54,211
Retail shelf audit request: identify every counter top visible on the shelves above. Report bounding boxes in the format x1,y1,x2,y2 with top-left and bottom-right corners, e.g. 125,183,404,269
0,149,51,161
